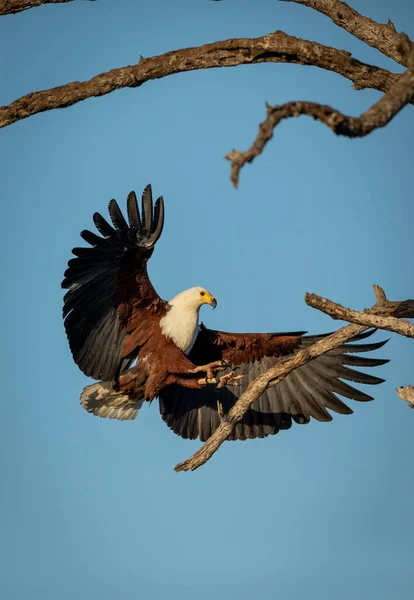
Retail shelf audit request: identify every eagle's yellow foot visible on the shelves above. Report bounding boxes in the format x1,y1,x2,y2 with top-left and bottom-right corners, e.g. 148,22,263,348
190,360,228,380
217,370,246,389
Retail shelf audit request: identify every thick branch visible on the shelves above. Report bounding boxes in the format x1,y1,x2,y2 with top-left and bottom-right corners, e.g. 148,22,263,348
284,0,414,67
226,58,414,187
0,0,92,16
0,31,403,129
175,321,368,472
305,292,414,339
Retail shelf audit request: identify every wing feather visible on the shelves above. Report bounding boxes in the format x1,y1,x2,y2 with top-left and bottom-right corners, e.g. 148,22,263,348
62,184,166,381
159,329,388,441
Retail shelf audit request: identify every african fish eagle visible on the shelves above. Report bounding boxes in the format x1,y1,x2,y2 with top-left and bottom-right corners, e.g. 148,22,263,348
62,185,388,441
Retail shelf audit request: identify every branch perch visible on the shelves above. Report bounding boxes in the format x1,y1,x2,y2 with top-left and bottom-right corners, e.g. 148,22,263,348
175,285,412,472
0,31,405,129
305,288,414,339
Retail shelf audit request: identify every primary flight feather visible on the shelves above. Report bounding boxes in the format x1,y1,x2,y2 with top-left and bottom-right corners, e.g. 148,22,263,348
62,184,388,441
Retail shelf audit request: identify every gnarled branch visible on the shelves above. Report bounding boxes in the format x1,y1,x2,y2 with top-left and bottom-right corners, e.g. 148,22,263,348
0,31,404,129
283,0,414,67
226,39,414,188
175,285,412,472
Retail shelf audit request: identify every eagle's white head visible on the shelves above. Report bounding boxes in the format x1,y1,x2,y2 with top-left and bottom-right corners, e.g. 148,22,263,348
169,286,217,311
160,286,217,353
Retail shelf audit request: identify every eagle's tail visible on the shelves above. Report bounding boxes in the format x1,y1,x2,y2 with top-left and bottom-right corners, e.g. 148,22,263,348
80,381,144,421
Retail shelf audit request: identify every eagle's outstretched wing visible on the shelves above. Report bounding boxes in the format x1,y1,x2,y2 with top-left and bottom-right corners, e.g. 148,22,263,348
159,327,388,441
62,184,166,381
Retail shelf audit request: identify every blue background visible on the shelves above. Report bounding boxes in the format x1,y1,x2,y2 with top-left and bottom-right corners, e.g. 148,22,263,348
1,1,413,598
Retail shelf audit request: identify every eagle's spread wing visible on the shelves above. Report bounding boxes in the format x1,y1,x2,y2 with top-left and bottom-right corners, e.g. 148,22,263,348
62,184,166,381
159,327,388,441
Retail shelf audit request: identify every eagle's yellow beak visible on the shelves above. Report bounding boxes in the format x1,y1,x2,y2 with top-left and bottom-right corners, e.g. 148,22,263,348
201,291,217,309
209,296,217,309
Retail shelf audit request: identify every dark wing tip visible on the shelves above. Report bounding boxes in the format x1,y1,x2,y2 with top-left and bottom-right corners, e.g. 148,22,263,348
140,184,153,237
126,191,141,229
93,212,115,237
150,196,165,244
108,199,129,231
91,185,164,249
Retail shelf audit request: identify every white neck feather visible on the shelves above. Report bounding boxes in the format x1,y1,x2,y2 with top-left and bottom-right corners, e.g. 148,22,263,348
159,304,200,354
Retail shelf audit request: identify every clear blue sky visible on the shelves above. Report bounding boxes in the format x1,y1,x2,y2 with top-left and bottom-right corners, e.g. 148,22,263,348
1,1,413,599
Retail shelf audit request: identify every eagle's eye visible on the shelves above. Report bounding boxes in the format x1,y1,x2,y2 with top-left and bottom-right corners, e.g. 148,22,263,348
200,291,205,296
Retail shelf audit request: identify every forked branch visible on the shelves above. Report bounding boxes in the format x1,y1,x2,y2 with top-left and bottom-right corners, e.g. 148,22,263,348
305,288,414,338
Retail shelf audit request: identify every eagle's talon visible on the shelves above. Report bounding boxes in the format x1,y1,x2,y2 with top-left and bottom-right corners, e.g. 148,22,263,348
217,371,246,389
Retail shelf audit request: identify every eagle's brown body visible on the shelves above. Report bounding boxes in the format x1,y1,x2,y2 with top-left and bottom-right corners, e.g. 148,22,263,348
62,185,388,441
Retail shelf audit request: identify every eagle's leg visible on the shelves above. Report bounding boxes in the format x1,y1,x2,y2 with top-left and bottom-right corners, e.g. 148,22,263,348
191,362,246,388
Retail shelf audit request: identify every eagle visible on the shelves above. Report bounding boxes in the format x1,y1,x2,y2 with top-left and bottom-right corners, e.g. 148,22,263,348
62,184,388,441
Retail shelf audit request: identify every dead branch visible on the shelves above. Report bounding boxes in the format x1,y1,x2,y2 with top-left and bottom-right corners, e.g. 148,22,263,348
226,47,414,187
396,386,414,409
0,31,404,129
0,0,92,16
175,285,412,472
370,284,414,319
305,290,414,339
283,0,414,67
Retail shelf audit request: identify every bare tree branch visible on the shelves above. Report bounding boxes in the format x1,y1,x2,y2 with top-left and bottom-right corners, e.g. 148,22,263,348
396,386,414,409
175,285,412,472
305,292,414,339
283,0,414,67
226,44,414,187
0,31,404,129
0,0,93,16
369,285,414,319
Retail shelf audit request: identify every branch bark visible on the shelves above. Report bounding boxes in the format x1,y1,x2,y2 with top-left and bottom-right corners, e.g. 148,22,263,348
175,285,412,472
283,0,414,67
0,30,404,129
226,42,414,187
396,386,414,409
0,0,92,16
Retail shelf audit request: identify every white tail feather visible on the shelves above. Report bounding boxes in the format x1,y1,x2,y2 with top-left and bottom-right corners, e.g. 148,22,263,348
80,382,144,421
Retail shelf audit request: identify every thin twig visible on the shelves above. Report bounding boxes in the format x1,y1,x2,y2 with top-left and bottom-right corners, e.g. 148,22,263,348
283,0,414,67
0,31,403,128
